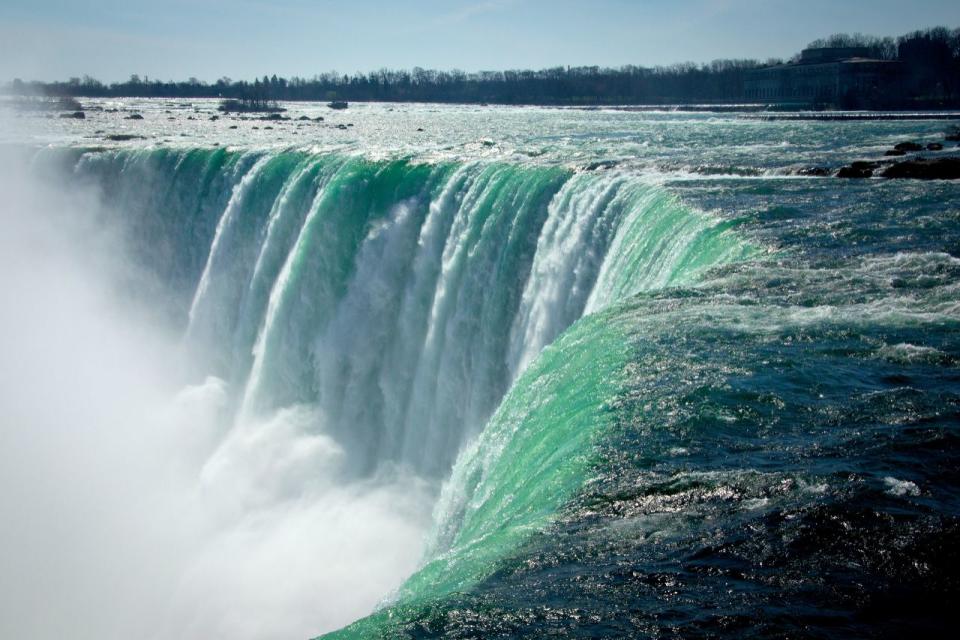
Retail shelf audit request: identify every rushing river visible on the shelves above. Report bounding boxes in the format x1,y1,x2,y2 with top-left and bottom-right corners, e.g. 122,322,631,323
1,100,958,639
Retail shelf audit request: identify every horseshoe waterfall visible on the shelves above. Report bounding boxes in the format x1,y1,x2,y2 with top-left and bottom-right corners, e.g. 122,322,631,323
3,104,959,640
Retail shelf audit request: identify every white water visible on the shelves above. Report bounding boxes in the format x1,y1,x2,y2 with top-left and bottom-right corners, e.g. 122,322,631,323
0,143,750,639
187,153,271,343
0,149,433,640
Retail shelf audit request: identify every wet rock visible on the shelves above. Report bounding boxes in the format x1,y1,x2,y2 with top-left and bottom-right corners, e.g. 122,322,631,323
893,141,923,152
584,160,620,171
125,113,144,120
60,111,85,119
885,149,907,157
927,142,943,151
836,161,880,178
209,115,219,121
796,166,832,177
881,157,960,180
298,115,311,120
328,100,349,110
106,134,145,141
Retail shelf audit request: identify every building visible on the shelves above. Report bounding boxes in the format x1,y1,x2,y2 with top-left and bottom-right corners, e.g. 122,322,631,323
744,47,901,107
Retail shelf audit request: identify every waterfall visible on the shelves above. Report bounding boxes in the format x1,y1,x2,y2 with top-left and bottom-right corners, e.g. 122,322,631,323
68,147,753,480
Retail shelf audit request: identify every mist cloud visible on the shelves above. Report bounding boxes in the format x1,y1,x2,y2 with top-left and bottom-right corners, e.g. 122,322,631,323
0,145,432,639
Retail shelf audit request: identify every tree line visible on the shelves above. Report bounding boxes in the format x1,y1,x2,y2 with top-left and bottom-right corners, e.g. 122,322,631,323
7,26,959,106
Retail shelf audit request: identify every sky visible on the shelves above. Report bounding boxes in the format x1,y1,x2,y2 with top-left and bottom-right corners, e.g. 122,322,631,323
2,0,959,82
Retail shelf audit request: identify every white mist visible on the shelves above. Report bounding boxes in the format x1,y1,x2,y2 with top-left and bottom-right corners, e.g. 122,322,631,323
0,146,432,640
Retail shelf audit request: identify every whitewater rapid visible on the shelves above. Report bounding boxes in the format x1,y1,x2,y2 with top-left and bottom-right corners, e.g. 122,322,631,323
8,145,755,639
62,147,752,478
6,102,959,640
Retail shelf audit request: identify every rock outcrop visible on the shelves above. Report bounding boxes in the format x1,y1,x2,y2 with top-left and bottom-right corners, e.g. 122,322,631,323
880,157,960,180
836,161,880,178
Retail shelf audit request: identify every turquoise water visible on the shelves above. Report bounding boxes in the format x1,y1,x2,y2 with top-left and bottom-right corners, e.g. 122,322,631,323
10,103,960,638
327,179,960,638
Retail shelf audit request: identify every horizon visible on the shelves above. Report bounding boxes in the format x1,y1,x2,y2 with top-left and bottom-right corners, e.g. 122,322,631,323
2,1,960,84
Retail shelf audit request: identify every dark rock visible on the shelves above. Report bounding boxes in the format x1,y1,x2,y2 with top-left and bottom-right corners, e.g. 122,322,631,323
945,126,960,142
125,113,144,120
881,157,960,180
584,160,620,171
313,116,325,122
885,149,907,157
328,100,349,110
927,142,943,151
836,161,880,178
337,124,348,130
218,98,286,113
796,166,831,177
416,127,425,132
893,141,923,152
229,125,238,129
106,134,145,141
60,111,85,119
209,115,219,121
837,167,871,178
298,115,311,120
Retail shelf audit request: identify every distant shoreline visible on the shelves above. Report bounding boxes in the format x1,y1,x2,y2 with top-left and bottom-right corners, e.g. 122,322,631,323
6,24,959,113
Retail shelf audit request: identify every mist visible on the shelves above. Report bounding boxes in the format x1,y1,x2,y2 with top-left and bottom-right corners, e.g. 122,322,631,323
0,144,434,639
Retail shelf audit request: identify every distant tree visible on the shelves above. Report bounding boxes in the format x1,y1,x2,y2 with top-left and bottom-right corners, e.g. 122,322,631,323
14,24,958,107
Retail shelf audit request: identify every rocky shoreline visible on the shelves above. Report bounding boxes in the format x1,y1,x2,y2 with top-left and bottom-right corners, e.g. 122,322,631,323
817,126,960,180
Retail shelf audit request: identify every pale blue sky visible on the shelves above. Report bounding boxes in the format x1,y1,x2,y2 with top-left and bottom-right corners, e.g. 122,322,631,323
2,0,959,82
